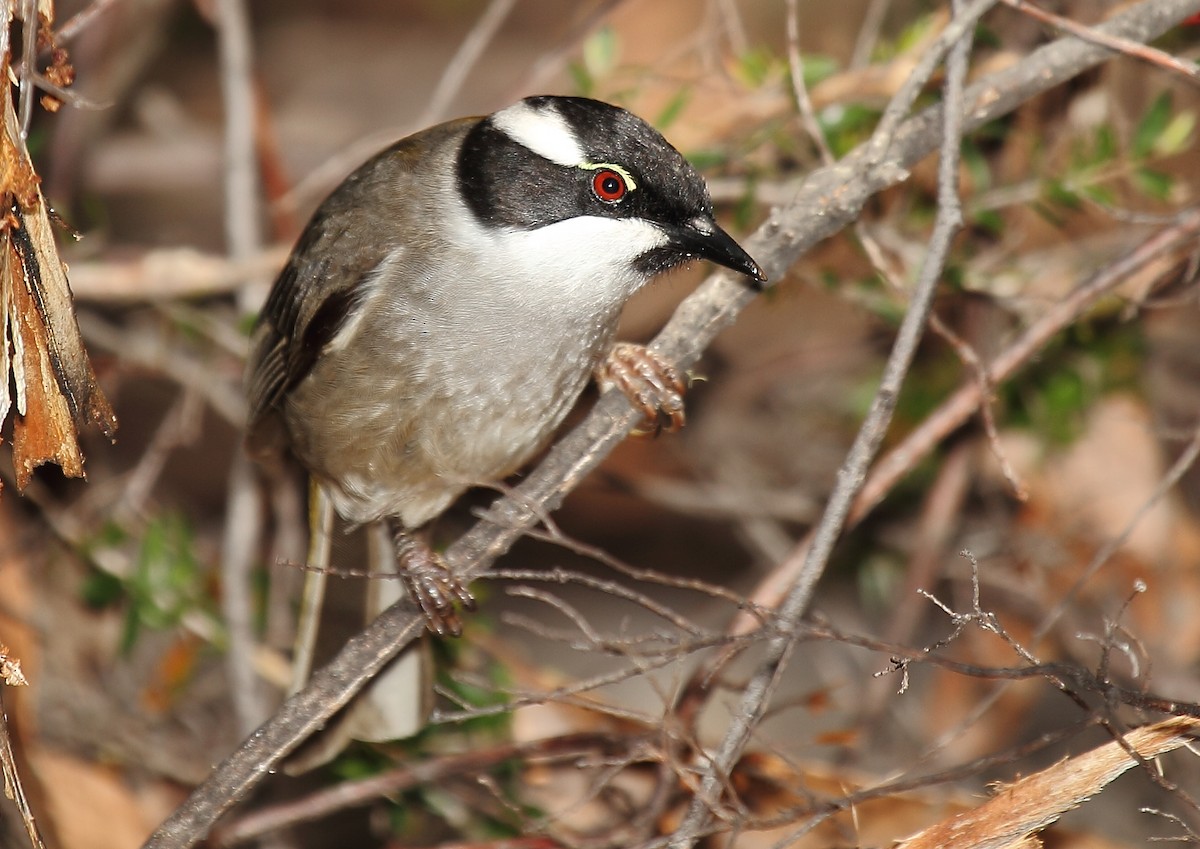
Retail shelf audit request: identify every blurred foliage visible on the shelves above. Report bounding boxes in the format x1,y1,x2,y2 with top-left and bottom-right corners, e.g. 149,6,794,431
81,512,220,654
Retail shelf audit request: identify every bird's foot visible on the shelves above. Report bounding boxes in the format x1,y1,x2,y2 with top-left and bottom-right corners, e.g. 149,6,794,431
595,342,687,434
391,528,476,637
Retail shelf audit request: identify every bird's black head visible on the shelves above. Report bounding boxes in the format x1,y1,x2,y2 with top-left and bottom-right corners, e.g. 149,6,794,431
457,95,764,283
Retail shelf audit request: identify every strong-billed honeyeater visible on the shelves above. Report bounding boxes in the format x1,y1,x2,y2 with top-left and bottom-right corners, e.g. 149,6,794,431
246,95,765,640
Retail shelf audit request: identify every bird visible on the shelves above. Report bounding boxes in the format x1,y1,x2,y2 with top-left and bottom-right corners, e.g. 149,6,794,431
245,95,764,735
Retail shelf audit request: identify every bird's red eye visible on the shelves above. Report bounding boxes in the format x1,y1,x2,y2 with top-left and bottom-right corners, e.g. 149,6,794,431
592,169,627,203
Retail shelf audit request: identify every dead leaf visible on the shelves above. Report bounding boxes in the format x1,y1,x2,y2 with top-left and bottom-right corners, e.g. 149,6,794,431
0,644,27,686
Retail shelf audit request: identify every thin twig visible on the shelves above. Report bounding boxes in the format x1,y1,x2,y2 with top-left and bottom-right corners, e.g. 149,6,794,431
214,0,267,736
17,0,36,138
417,0,518,126
785,0,835,167
212,732,635,847
281,0,518,216
865,0,996,171
53,0,120,43
1001,0,1200,82
664,2,974,843
853,206,1200,529
0,674,46,849
928,314,1029,500
851,0,895,69
1034,422,1200,643
112,387,204,522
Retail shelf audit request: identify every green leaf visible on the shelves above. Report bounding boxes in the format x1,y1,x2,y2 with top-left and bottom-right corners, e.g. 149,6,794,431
734,46,779,88
1134,166,1173,200
888,11,939,58
1038,369,1088,444
970,208,1005,236
1153,109,1196,157
819,103,882,156
80,570,124,609
122,513,205,653
1082,183,1116,206
1133,91,1173,159
960,138,991,192
799,54,838,87
656,87,691,130
582,26,618,80
567,61,593,96
1043,178,1081,209
685,148,727,171
1092,123,1117,165
237,310,258,337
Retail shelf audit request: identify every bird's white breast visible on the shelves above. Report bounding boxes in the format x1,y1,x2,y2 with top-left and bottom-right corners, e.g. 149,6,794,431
292,194,669,528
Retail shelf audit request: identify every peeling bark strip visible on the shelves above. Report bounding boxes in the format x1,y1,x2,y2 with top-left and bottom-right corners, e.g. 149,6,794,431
897,717,1200,849
0,5,116,494
8,203,117,436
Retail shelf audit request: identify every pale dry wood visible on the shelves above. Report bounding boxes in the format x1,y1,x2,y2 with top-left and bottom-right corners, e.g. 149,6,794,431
897,717,1200,849
66,246,289,302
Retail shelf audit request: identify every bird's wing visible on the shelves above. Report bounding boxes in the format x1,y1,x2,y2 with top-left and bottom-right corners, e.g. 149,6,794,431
245,144,412,452
244,117,476,456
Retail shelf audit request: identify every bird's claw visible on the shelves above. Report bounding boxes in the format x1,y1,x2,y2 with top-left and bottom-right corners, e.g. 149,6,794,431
595,342,687,434
394,533,475,637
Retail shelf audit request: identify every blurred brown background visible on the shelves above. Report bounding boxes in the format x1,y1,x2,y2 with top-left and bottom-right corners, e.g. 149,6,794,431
4,1,1200,847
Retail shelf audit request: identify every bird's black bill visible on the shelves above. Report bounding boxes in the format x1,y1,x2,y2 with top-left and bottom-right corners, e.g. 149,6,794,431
666,217,766,285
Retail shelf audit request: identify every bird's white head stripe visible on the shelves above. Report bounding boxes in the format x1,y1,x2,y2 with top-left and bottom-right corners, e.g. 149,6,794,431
492,100,586,167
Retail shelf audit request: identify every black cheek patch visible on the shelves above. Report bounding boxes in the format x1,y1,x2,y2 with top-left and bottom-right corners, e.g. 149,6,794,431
459,120,619,231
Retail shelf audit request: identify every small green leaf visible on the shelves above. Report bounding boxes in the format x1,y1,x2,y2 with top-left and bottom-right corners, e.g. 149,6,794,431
1044,178,1081,209
970,208,1004,236
889,12,938,58
960,138,991,192
1031,200,1067,228
582,26,618,80
1039,370,1088,444
80,570,124,609
819,103,882,156
122,513,205,653
1082,183,1116,206
1133,91,1173,159
1092,123,1117,164
734,46,779,88
799,54,838,87
656,88,691,130
567,61,593,96
1134,166,1173,200
1153,109,1196,157
685,149,727,171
